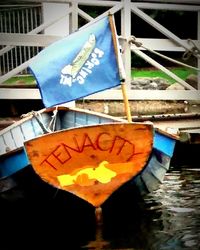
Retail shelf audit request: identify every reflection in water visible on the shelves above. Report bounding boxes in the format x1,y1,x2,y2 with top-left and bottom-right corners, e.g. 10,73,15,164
142,167,200,250
82,167,200,250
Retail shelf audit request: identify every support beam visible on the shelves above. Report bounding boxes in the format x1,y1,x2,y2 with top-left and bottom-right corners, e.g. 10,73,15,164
0,6,72,57
131,4,200,59
69,1,78,33
198,10,200,90
131,47,196,90
135,2,200,11
0,33,62,47
0,88,199,101
121,0,131,87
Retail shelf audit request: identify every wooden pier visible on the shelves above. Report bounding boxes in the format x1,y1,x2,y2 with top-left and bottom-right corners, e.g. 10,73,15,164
132,112,200,144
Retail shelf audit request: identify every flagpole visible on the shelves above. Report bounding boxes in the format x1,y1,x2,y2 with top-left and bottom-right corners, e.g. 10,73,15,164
108,14,132,123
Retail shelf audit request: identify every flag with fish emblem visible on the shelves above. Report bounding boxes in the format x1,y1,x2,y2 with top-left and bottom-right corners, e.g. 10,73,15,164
29,16,121,107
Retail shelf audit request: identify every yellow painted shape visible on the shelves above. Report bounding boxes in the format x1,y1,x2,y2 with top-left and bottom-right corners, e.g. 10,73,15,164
57,161,116,187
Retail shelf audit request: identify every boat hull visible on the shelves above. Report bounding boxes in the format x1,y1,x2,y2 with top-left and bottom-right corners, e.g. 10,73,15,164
0,106,123,179
25,123,153,207
0,106,177,204
0,148,29,180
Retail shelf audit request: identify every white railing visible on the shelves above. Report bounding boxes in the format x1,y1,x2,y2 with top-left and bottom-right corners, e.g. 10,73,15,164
0,0,200,100
0,4,42,75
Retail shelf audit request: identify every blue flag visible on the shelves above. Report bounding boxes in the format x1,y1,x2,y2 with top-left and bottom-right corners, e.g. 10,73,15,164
29,16,121,107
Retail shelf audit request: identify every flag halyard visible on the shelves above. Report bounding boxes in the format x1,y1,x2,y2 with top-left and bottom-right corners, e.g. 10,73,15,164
29,16,121,107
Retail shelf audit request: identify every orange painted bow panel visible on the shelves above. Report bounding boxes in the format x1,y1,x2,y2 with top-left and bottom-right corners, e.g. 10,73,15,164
25,123,153,207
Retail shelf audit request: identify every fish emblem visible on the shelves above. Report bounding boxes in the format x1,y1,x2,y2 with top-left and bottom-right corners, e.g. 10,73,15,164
60,34,96,86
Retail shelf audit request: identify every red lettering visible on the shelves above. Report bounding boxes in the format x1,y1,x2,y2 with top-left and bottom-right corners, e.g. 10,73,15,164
40,144,71,170
109,136,136,161
63,136,81,154
80,133,96,152
96,132,111,151
40,157,58,170
40,132,137,170
53,144,71,164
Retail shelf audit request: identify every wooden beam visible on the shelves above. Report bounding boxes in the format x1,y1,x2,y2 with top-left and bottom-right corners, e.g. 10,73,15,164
130,38,199,52
0,33,63,47
134,0,200,4
0,6,72,57
0,88,199,100
135,2,200,11
1,35,199,52
78,8,94,22
131,4,200,59
131,48,196,90
198,11,200,90
69,1,78,33
121,0,131,86
7,0,120,6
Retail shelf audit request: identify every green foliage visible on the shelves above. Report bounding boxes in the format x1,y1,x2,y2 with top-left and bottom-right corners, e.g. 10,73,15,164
2,75,36,85
131,67,197,83
2,67,196,86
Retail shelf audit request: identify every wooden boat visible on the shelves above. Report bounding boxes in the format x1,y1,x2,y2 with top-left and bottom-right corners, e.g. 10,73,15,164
0,106,176,203
25,123,177,208
0,15,178,207
0,106,126,181
25,122,153,207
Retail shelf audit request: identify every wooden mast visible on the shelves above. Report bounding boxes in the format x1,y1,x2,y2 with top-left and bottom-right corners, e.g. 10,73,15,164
108,14,132,123
93,13,133,224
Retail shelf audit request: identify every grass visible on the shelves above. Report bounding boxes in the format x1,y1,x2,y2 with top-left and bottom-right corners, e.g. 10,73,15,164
2,75,36,86
131,67,197,83
1,67,197,86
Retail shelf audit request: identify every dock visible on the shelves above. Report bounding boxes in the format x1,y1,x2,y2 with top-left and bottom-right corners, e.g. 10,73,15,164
131,112,200,144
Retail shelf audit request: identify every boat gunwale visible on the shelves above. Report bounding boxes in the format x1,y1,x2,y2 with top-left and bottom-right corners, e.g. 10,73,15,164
155,127,180,140
0,146,24,159
0,107,127,157
0,106,178,158
0,106,126,135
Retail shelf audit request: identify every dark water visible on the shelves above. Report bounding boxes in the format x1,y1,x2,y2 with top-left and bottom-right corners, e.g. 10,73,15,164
1,146,200,250
78,166,200,250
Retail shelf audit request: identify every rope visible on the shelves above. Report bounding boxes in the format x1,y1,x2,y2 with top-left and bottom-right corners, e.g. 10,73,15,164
182,39,200,61
32,111,51,134
21,110,59,133
48,106,58,132
129,36,200,71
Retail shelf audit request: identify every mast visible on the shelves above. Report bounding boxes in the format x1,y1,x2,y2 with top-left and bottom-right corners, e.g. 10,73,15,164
108,14,132,123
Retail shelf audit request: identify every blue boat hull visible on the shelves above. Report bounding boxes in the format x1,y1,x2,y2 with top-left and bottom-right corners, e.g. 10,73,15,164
0,148,29,179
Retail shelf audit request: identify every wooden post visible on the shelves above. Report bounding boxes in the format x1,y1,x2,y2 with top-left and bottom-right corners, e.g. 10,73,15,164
109,14,132,123
121,0,132,87
69,1,78,33
198,10,200,90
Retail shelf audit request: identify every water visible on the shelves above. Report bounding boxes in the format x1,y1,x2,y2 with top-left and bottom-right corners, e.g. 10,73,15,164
141,167,200,250
78,166,200,250
1,150,200,250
